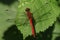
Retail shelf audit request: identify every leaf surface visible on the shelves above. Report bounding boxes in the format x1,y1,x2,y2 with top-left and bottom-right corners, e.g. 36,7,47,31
17,0,60,39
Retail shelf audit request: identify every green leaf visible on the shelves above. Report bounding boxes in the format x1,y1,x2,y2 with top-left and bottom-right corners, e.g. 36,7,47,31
0,2,18,40
16,0,60,39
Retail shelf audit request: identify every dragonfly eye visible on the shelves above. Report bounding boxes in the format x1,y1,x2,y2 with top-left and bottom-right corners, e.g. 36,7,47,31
25,8,30,12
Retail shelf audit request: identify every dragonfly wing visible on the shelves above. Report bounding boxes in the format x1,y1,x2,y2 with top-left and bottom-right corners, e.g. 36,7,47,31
34,10,51,23
16,12,29,26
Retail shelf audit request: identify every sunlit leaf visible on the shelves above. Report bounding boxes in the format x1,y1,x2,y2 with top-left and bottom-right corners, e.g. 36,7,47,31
16,0,60,39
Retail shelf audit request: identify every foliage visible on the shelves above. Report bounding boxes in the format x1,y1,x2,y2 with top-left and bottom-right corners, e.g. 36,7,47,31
0,0,60,40
16,0,60,39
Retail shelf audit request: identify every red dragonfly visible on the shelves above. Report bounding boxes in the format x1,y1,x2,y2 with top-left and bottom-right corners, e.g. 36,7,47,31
25,8,36,38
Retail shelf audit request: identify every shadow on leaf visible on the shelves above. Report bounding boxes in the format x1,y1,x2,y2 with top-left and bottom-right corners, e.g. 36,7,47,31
57,15,60,22
25,22,55,40
55,36,60,40
56,0,60,7
3,24,23,40
0,0,18,5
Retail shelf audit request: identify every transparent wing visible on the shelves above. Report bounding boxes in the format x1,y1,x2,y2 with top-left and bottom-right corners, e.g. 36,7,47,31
33,10,51,24
16,12,30,26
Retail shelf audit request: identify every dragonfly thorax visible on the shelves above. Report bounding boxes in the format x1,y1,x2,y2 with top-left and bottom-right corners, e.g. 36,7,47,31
25,8,30,12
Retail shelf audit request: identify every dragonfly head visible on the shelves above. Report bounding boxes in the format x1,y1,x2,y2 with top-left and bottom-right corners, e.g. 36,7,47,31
25,8,30,12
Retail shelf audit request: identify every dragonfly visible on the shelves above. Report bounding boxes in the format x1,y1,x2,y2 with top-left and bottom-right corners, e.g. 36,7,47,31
25,8,36,38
